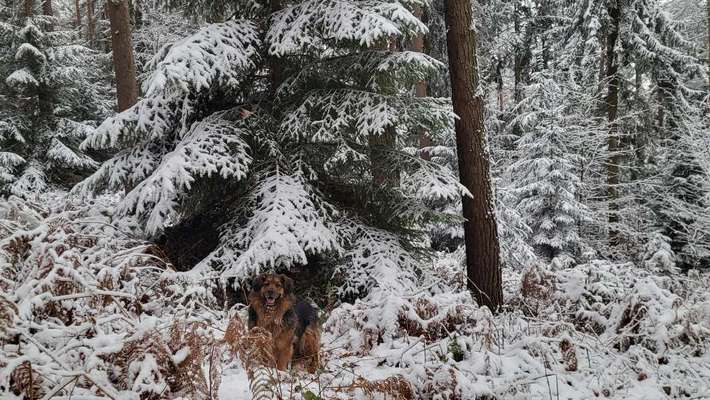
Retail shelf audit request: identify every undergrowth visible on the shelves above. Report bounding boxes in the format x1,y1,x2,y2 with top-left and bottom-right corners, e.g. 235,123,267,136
1,195,709,399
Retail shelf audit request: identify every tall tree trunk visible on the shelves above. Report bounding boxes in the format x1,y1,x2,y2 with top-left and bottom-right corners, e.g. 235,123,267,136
412,6,432,160
606,0,622,246
87,0,95,47
107,0,139,111
75,0,81,27
24,0,33,17
445,0,503,312
42,0,53,30
707,0,710,94
42,0,52,16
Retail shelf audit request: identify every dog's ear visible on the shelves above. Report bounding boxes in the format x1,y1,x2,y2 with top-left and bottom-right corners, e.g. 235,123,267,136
251,275,265,292
280,274,294,295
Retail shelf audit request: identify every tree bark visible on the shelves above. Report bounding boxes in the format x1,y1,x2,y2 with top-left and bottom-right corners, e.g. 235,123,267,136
24,0,33,17
75,0,81,27
412,6,432,160
87,0,96,47
707,0,710,94
445,0,503,312
42,0,53,30
107,0,139,111
605,0,622,246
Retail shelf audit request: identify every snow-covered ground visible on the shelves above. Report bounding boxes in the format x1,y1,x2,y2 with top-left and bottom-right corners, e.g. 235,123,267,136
2,195,710,399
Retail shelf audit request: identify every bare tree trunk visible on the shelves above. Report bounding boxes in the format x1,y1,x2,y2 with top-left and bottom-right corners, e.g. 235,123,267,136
107,0,139,111
87,0,95,47
42,0,53,30
75,0,81,27
445,0,503,312
606,0,622,246
412,6,432,160
42,0,52,15
24,0,33,17
707,0,710,94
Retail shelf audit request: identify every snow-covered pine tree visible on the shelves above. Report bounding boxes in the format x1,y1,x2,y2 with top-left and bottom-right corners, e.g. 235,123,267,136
508,70,589,260
0,6,110,197
77,1,466,297
550,0,708,260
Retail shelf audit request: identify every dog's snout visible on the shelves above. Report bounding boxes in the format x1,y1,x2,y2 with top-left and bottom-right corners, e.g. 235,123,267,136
265,290,276,298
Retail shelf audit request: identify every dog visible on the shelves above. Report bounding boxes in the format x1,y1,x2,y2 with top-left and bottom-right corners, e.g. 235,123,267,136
247,273,320,372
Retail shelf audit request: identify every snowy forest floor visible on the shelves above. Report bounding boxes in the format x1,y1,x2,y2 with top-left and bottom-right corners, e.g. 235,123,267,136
1,194,710,400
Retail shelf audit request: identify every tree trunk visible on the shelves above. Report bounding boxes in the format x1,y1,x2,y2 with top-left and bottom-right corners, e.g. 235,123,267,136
87,0,95,47
412,6,432,160
75,0,81,27
42,0,53,30
605,0,622,246
107,0,139,111
24,0,33,17
707,0,710,94
445,0,503,312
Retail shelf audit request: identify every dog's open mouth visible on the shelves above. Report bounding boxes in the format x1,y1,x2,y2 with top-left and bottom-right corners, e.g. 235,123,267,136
265,297,278,307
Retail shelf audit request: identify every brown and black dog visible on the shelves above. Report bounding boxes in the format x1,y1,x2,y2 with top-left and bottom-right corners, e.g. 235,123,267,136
247,273,320,372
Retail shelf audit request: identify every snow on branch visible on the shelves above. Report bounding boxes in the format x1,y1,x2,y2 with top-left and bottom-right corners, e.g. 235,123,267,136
115,112,252,235
335,223,419,297
210,174,340,279
267,0,427,56
144,19,261,97
82,20,260,151
282,90,453,143
46,138,98,170
278,50,444,95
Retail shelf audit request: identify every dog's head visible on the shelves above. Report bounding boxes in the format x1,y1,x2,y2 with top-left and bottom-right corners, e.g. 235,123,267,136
250,273,294,309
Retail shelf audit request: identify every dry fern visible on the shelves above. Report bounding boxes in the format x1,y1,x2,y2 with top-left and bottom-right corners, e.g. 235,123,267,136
0,295,17,344
10,361,45,400
224,316,277,400
336,375,414,400
168,320,222,400
560,338,578,372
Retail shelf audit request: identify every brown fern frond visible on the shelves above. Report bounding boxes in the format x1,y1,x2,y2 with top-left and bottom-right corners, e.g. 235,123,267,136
10,361,45,400
0,295,17,344
560,338,578,372
223,316,277,400
337,375,414,400
168,320,222,399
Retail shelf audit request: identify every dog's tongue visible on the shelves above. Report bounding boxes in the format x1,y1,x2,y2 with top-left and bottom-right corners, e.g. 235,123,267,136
266,298,275,306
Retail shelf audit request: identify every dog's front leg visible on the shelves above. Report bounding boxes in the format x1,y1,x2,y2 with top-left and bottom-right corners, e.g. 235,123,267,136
274,329,295,370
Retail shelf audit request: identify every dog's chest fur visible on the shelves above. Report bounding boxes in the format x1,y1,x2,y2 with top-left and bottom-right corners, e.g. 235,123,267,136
248,304,297,339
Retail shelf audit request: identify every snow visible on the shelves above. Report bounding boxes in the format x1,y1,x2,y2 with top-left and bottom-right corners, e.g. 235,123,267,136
218,367,251,400
1,194,710,399
5,68,39,89
15,43,46,64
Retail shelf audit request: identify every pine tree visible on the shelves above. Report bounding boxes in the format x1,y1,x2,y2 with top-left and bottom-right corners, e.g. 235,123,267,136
76,1,465,297
509,70,589,259
555,0,708,258
0,8,109,197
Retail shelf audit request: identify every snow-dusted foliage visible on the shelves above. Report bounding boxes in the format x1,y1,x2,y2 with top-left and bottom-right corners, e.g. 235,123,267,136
508,71,590,259
211,174,340,279
0,195,229,400
0,15,111,197
78,0,460,295
3,0,709,398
